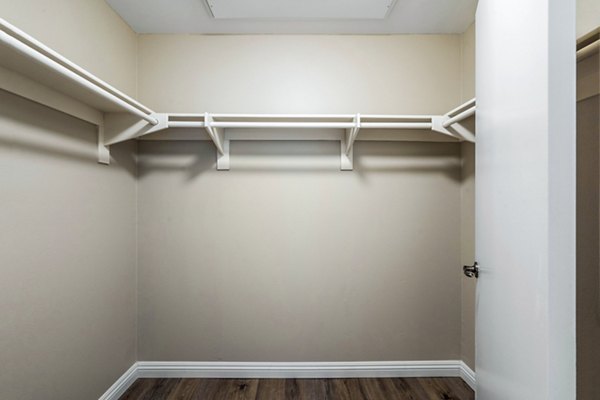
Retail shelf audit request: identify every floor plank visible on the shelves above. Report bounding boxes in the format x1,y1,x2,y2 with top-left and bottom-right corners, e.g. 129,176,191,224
118,377,474,400
255,378,286,400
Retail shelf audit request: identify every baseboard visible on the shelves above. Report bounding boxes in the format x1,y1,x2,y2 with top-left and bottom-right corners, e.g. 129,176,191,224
101,360,476,399
98,363,139,400
458,361,476,390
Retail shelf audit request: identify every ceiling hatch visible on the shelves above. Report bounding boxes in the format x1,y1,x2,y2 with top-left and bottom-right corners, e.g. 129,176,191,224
205,0,398,19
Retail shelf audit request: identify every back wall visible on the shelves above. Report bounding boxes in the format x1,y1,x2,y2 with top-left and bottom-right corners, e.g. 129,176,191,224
137,140,462,361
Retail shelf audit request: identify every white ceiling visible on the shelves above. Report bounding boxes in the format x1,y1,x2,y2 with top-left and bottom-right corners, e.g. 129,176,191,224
206,0,397,20
105,0,478,34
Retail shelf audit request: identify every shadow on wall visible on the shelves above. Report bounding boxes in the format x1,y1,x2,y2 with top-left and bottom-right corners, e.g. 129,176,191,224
0,90,137,177
137,140,462,183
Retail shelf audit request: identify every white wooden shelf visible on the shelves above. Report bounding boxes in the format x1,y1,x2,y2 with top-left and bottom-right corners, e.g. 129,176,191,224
0,18,476,170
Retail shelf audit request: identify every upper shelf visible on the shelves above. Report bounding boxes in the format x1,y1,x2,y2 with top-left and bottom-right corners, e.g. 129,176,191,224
0,17,476,170
0,17,157,125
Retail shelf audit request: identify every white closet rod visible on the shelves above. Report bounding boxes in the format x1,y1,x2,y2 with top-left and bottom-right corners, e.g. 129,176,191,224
0,18,158,126
360,122,432,129
577,39,599,61
168,121,205,128
167,119,433,130
443,107,476,128
446,98,476,116
211,121,355,129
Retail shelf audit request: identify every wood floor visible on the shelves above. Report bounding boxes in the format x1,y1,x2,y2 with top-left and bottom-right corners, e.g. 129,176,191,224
119,377,474,400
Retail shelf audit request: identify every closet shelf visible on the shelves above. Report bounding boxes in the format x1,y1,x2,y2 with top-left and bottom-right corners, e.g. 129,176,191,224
0,18,476,170
0,17,157,124
123,110,476,170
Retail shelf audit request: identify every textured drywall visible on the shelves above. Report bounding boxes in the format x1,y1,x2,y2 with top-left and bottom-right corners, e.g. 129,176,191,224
0,90,138,400
0,0,139,398
0,0,138,97
576,52,600,400
137,34,462,114
135,31,466,363
578,0,600,38
136,140,463,362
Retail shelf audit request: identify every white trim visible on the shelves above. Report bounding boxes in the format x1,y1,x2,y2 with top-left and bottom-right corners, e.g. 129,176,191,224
98,363,139,400
100,360,476,399
136,360,472,380
458,361,477,390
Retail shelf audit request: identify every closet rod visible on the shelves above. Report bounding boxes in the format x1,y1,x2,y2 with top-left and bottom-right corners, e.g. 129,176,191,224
207,121,433,129
210,121,356,129
577,40,599,61
0,18,158,126
168,121,205,128
360,122,432,129
446,98,476,116
443,106,476,128
577,28,599,61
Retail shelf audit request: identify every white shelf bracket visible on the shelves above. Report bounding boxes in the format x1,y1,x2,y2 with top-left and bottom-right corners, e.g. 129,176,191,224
97,123,110,165
204,113,229,170
432,116,474,143
104,113,168,146
341,113,361,171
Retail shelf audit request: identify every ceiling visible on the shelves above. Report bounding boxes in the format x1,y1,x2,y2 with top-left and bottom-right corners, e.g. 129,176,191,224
105,0,478,34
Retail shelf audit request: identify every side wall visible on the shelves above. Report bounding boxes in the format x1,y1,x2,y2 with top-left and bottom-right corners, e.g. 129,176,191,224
0,1,139,398
0,90,138,400
576,2,600,397
0,0,138,97
578,0,600,37
576,48,600,400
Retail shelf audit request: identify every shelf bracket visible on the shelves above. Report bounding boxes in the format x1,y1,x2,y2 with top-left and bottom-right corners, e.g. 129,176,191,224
341,113,361,171
432,116,474,143
204,113,229,170
97,123,110,165
104,113,168,146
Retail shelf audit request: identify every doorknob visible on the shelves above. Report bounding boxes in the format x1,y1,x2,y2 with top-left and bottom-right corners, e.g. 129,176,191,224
463,262,479,278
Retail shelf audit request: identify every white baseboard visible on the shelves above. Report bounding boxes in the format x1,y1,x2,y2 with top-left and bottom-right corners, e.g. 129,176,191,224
458,361,476,390
98,363,139,400
100,360,476,399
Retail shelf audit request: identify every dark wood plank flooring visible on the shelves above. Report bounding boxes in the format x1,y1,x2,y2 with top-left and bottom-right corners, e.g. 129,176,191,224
119,377,474,400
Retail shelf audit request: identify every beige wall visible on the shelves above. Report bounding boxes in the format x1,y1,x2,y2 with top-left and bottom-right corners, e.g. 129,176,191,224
577,6,600,397
0,90,138,399
578,0,600,37
137,140,462,362
0,1,139,398
460,23,476,370
576,50,600,400
137,34,462,114
0,2,479,390
135,33,468,363
0,0,138,97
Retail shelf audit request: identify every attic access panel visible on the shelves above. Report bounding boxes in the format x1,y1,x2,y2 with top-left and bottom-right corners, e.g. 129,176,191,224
205,0,398,19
